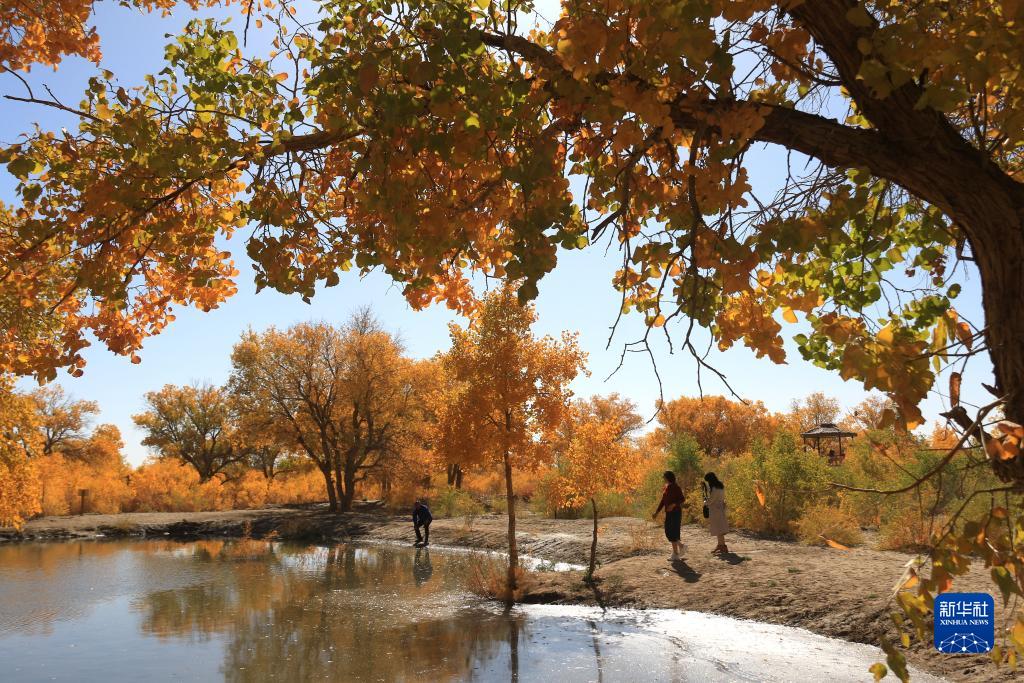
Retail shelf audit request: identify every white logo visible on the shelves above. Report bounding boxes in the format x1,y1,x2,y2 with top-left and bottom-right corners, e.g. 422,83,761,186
937,633,990,653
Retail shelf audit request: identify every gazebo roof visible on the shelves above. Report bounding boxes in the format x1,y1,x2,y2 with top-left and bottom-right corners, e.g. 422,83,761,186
800,422,857,438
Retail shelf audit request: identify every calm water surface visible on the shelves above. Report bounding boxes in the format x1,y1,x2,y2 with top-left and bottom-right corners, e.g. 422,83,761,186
0,539,940,682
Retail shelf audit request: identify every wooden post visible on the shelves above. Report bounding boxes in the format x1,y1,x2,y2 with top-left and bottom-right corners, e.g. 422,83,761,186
78,489,88,515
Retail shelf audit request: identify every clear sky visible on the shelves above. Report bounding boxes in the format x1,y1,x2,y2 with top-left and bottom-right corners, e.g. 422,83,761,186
1,2,994,465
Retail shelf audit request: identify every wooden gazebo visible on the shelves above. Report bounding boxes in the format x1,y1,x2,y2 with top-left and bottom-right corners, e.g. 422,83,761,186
801,422,856,465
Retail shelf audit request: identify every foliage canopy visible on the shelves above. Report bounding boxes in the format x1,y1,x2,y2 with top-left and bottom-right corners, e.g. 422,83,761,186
2,0,1024,453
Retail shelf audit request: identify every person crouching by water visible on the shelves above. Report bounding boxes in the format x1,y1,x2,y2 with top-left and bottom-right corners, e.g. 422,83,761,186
703,472,729,555
652,471,685,561
413,499,432,547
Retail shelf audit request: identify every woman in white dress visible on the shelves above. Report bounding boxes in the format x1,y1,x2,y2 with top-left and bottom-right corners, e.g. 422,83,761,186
703,472,729,554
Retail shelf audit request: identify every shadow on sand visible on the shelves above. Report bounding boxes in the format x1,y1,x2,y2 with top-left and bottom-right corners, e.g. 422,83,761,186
669,558,702,583
713,552,747,566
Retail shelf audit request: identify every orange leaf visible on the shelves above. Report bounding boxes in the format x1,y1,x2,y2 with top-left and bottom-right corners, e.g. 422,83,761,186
953,321,973,351
357,60,379,93
822,536,850,550
754,483,766,507
949,371,961,408
997,421,1024,440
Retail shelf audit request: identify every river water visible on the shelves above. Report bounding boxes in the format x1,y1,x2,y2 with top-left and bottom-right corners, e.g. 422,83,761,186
0,539,940,682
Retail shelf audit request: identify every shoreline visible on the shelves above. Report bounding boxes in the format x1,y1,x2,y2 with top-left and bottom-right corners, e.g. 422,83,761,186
3,507,1017,681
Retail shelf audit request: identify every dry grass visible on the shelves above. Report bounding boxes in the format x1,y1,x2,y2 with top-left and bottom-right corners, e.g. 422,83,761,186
626,520,659,555
466,556,535,603
794,502,864,548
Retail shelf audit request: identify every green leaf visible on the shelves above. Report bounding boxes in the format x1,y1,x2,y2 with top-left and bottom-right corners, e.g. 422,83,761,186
7,156,36,180
22,183,42,203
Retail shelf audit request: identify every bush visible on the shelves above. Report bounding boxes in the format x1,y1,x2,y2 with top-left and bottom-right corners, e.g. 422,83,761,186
466,555,535,603
877,514,942,551
34,453,130,516
722,433,832,536
435,486,484,518
794,502,864,547
666,434,704,491
625,520,659,554
528,467,565,517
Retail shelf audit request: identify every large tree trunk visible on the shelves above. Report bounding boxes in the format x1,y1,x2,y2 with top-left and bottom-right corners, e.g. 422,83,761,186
786,0,1024,484
970,210,1024,419
937,168,1024,484
502,448,518,596
334,463,356,512
446,463,463,489
319,465,338,512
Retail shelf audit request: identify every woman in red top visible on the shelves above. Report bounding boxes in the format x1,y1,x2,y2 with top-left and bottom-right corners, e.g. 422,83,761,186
652,470,685,560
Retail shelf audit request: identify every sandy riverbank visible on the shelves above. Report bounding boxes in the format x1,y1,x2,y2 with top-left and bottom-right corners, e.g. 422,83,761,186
4,508,1017,681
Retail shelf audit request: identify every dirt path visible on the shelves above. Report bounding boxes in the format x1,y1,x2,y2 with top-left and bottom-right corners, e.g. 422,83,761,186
4,508,1017,681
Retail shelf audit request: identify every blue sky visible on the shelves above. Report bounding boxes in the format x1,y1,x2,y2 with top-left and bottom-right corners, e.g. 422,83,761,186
1,2,994,465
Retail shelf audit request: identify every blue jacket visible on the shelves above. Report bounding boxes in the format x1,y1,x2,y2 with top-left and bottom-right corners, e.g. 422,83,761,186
413,503,432,524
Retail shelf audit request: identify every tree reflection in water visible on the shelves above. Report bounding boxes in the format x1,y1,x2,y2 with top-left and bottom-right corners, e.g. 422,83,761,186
130,540,529,681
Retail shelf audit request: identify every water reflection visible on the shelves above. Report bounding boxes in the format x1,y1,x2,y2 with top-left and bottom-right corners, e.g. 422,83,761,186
0,540,942,682
117,540,526,681
413,548,433,587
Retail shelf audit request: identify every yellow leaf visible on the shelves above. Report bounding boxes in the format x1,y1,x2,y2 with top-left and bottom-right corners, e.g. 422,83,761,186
877,324,895,346
1011,617,1024,648
782,307,797,324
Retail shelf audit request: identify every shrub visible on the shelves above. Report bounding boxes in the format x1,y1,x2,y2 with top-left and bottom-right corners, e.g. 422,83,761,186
722,433,832,535
466,555,535,603
34,453,130,516
266,468,325,506
794,502,864,547
527,467,564,517
625,520,659,554
435,486,484,518
666,434,704,491
877,514,943,551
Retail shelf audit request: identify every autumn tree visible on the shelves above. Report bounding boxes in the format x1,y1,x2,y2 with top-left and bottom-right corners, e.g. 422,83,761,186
436,286,586,590
557,416,642,581
134,382,248,482
0,0,221,72
658,395,775,457
60,423,127,469
30,385,99,455
788,392,842,433
571,393,643,443
229,312,427,512
5,0,1024,447
5,0,1024,663
845,395,898,433
0,379,42,527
